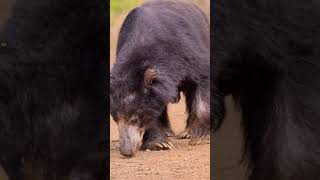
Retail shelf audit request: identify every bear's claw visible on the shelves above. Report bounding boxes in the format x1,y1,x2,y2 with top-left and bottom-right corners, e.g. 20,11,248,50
141,139,174,151
178,129,191,139
150,140,174,150
178,128,210,145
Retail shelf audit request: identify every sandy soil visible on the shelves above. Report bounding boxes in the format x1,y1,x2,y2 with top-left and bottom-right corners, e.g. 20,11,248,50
110,96,210,180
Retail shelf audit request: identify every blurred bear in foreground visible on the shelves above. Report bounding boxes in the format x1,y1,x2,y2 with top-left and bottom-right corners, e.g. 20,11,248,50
0,0,107,179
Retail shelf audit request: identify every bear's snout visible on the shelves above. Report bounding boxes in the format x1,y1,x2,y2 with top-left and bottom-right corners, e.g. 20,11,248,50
117,119,143,157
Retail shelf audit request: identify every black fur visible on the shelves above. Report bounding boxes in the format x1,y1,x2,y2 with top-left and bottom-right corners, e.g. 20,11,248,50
110,0,210,151
0,0,107,179
213,0,320,179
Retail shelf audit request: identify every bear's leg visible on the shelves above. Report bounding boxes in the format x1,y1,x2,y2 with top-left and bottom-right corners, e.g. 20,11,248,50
179,85,210,145
140,105,174,150
140,126,174,151
140,108,174,151
159,107,175,137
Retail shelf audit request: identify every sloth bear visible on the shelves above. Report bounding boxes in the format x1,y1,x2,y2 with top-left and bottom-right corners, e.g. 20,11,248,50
110,0,210,157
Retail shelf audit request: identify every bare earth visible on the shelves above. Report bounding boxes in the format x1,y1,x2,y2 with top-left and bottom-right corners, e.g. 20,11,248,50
110,96,210,180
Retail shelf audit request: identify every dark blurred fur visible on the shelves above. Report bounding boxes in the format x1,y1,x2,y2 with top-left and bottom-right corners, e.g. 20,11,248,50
0,0,107,179
110,0,210,149
213,0,320,179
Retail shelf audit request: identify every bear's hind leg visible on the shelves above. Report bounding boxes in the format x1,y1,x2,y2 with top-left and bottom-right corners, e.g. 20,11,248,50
159,107,175,137
179,85,210,145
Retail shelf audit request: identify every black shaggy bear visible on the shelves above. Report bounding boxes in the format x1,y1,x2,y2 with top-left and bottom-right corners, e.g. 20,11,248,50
213,0,320,180
110,0,210,157
0,0,107,179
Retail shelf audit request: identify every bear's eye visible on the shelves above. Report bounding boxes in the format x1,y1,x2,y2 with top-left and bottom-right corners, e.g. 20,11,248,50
130,117,139,124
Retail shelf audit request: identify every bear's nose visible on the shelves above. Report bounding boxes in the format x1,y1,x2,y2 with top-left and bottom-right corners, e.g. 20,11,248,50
119,146,135,157
119,131,140,157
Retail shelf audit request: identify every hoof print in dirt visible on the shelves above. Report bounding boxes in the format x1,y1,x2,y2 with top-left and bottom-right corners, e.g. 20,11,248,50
110,0,209,157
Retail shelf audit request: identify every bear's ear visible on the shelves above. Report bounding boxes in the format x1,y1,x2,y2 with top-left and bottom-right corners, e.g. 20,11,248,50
144,68,159,87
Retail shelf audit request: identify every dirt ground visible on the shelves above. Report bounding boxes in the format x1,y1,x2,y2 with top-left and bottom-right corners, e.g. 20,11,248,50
110,96,210,180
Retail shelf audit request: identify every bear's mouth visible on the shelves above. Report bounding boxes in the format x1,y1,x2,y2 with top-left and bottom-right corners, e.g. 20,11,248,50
117,119,144,157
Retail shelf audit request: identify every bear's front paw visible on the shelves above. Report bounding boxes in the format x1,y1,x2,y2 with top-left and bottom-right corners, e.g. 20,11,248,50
140,138,174,151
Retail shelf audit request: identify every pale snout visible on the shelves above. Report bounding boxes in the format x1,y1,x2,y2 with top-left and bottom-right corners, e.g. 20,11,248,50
117,120,144,157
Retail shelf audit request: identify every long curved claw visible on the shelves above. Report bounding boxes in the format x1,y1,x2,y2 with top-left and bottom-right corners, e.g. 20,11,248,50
178,129,191,139
143,140,175,151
